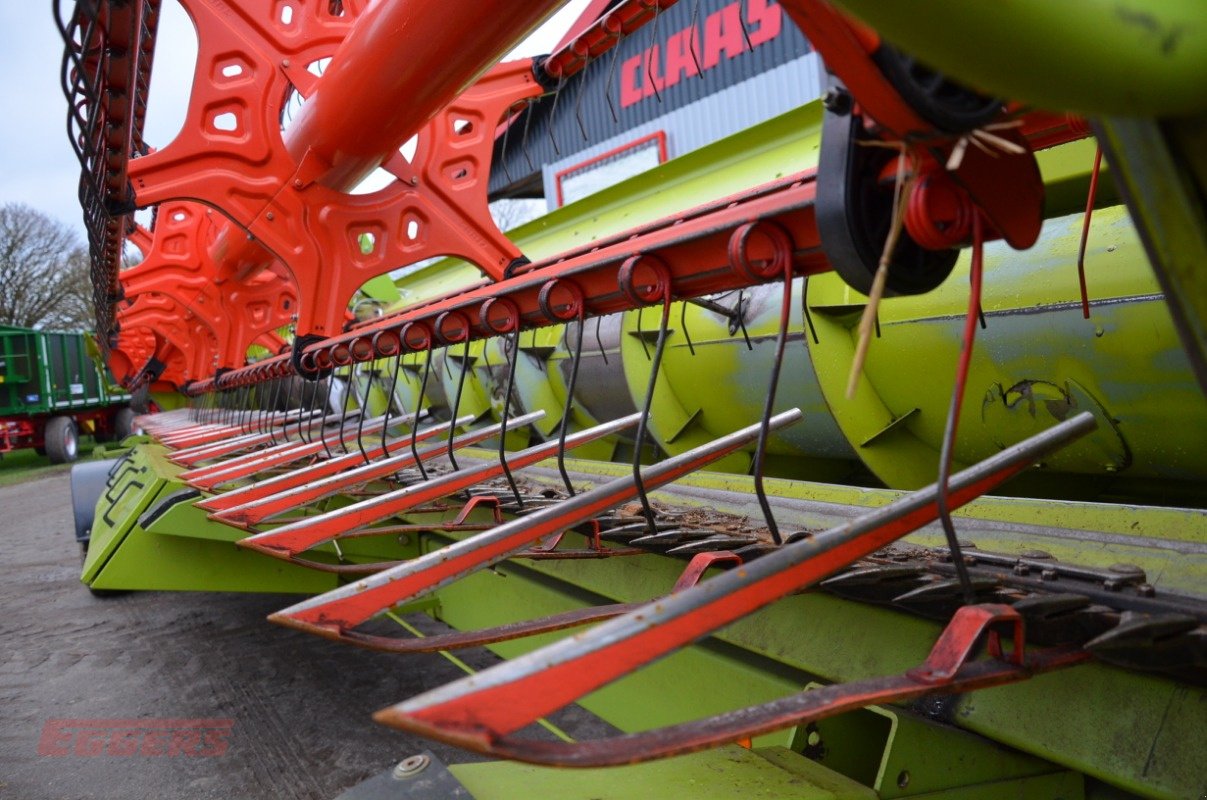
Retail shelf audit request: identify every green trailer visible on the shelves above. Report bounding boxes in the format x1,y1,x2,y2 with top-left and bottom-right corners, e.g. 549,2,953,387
0,325,134,462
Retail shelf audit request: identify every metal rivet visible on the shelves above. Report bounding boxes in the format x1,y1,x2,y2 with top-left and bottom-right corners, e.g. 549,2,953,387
1109,563,1145,577
392,754,430,779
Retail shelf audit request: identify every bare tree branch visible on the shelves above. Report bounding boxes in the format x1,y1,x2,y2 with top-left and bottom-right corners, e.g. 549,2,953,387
0,203,94,330
489,198,544,232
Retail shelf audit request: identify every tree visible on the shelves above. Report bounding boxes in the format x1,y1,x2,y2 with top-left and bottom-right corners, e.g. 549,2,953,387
490,198,545,232
0,203,95,330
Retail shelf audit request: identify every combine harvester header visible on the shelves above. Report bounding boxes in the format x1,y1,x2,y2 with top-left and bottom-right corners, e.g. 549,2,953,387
57,0,1205,797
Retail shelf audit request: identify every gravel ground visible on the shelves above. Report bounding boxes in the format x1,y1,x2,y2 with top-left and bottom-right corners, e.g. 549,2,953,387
0,471,611,799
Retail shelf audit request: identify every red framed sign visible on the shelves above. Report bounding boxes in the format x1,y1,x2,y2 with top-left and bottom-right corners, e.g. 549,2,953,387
554,131,668,207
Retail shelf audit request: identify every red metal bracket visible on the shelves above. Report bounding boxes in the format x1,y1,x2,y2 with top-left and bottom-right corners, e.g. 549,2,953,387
112,294,218,387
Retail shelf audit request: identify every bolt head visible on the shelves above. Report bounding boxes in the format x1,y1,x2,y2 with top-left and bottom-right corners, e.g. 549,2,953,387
822,87,852,115
392,754,430,779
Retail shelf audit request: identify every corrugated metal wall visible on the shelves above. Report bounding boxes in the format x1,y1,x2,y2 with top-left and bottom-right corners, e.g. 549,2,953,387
490,0,823,205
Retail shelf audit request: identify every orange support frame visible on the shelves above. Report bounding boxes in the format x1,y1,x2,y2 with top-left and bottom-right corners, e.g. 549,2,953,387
118,202,296,379
125,0,556,340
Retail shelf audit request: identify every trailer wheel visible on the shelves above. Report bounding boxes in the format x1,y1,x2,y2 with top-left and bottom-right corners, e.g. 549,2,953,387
113,407,139,440
45,416,80,464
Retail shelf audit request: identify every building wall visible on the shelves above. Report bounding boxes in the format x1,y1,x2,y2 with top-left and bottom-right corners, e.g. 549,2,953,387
490,0,825,207
541,53,823,208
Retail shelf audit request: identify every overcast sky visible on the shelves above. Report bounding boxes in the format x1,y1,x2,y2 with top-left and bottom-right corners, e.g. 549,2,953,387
0,0,590,241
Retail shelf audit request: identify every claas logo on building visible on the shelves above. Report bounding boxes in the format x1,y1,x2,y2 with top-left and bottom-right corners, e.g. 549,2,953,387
620,0,782,108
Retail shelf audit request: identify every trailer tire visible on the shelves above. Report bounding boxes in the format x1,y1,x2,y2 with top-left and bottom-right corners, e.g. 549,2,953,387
130,384,151,415
113,407,139,440
45,416,80,464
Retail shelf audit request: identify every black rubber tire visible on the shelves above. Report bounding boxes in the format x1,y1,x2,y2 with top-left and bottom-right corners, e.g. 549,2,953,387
45,416,80,464
70,457,121,544
130,384,151,415
113,407,139,440
872,44,1002,134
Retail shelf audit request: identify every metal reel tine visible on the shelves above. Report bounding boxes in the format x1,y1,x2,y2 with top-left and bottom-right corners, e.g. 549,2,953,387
546,74,566,156
635,307,651,361
604,32,625,123
631,293,672,534
295,379,314,444
264,377,282,443
556,313,587,497
165,406,325,462
594,316,609,365
520,98,537,172
180,413,400,490
735,291,753,350
380,352,403,458
572,55,592,142
499,101,520,185
327,364,355,459
679,300,696,356
737,10,755,53
688,0,704,77
446,342,472,470
645,1,663,103
266,410,802,637
497,329,525,507
801,276,820,345
935,216,988,604
201,411,478,524
410,349,433,481
241,411,634,559
752,251,795,545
